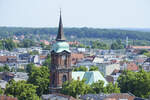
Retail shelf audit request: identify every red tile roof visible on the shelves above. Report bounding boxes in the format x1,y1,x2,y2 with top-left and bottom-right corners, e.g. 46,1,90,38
71,53,84,64
0,96,18,100
127,62,139,71
0,56,17,63
40,55,47,59
131,46,150,49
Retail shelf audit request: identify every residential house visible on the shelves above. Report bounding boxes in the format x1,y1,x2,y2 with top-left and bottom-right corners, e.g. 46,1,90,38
0,56,17,68
71,53,84,65
39,55,47,65
120,62,139,72
98,62,120,76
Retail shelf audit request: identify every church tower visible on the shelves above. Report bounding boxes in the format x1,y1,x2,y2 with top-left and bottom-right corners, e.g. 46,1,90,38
50,11,72,93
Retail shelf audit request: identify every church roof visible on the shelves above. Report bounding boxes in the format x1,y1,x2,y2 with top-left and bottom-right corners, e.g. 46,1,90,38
52,11,70,53
56,11,66,41
52,41,70,53
72,71,108,86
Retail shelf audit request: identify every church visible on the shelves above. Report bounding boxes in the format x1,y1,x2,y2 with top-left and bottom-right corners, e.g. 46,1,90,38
49,11,108,93
49,11,72,93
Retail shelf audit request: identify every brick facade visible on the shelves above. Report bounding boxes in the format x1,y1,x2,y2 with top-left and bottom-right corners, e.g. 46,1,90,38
50,51,72,93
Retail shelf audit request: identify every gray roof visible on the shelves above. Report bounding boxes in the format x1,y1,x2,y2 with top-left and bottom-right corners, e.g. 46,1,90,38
42,94,76,100
80,94,108,100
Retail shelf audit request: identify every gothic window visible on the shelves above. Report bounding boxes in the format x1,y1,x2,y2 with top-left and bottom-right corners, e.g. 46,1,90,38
62,75,67,83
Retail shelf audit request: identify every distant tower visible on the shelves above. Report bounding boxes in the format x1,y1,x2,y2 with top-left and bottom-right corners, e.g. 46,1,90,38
49,11,72,93
126,36,128,48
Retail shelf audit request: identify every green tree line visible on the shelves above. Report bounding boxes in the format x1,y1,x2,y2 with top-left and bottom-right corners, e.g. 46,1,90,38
1,27,150,40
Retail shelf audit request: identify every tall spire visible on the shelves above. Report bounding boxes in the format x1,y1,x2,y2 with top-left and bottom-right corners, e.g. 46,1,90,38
56,9,66,41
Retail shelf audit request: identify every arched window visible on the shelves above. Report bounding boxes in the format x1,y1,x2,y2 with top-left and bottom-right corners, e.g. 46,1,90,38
62,55,67,67
62,75,67,83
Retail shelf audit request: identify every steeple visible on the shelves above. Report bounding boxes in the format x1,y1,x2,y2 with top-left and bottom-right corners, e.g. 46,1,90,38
56,10,66,41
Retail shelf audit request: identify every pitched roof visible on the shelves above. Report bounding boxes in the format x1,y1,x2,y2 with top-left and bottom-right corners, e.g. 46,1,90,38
40,55,47,59
71,53,84,64
71,53,84,59
42,93,77,100
0,96,18,100
72,71,108,86
0,56,17,63
131,46,150,49
127,62,139,71
105,93,135,100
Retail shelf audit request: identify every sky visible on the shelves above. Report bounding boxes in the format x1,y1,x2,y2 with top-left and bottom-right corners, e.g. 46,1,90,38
0,0,150,28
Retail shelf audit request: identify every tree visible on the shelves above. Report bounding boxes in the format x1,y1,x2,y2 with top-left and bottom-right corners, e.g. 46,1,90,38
29,50,39,55
42,54,51,68
106,83,120,93
78,44,86,48
111,42,119,50
111,40,124,50
144,52,150,57
138,49,149,54
0,65,10,72
61,79,91,97
61,79,121,97
5,80,39,100
91,41,109,49
73,66,88,71
89,66,99,71
19,39,36,48
0,86,3,95
27,66,50,96
90,80,106,94
26,63,36,74
3,64,10,72
11,67,15,72
0,39,17,51
0,67,4,72
117,70,150,98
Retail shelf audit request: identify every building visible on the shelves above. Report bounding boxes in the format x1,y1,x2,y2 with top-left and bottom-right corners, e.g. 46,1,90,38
0,96,18,100
99,63,120,76
71,53,84,65
80,93,136,100
72,71,108,86
104,93,135,100
49,11,72,93
42,93,77,100
129,46,150,50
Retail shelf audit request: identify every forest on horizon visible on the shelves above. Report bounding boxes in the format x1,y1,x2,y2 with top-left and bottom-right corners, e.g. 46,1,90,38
0,27,150,41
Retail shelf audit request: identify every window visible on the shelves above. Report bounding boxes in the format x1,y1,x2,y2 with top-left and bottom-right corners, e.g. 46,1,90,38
62,75,67,83
62,55,67,66
62,55,66,60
